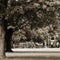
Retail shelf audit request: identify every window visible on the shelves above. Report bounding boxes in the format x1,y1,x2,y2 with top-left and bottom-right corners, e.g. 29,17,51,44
3,0,60,57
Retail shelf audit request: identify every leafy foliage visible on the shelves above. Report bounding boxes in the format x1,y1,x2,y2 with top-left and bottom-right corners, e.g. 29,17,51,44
4,0,60,48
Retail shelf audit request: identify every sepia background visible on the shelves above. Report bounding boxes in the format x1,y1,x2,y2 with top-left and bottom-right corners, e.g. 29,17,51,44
0,0,60,60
